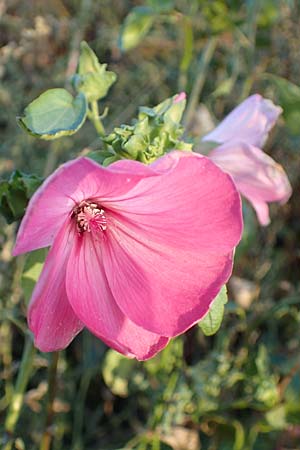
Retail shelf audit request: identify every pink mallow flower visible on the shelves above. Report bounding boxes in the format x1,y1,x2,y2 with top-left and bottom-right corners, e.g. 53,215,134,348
13,151,242,360
202,94,292,226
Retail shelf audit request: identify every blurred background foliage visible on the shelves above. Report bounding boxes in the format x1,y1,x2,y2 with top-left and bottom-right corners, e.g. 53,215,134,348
0,0,300,449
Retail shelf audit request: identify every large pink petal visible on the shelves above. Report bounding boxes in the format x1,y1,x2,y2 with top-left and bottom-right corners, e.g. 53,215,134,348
202,94,282,147
209,142,292,225
103,223,234,337
102,151,242,254
102,152,243,254
99,152,242,336
66,231,169,360
28,220,83,352
13,157,161,256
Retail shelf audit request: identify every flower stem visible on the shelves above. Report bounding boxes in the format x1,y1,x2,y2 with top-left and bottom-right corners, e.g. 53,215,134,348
88,101,106,136
39,351,59,450
4,332,35,438
178,16,194,92
183,36,218,128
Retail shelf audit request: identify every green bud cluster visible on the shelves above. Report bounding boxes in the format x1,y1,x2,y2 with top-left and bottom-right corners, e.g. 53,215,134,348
101,94,192,165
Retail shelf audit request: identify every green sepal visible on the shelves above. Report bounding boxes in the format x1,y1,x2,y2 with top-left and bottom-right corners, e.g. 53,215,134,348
0,171,43,224
17,89,87,140
74,41,117,102
198,286,228,336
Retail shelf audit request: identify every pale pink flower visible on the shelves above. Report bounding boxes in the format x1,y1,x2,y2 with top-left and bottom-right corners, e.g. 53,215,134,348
202,94,292,225
14,151,242,360
202,94,283,147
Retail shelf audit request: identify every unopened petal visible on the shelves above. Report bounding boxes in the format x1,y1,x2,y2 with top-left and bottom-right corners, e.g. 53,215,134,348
101,152,242,337
209,142,292,225
28,221,83,352
202,94,282,147
66,232,169,360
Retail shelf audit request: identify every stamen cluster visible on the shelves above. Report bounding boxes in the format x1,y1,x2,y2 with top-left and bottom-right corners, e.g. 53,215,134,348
72,201,107,233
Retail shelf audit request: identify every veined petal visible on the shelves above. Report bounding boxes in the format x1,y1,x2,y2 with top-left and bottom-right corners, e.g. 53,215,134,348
100,152,242,337
13,157,161,256
66,232,169,360
209,142,292,225
103,223,234,337
28,220,83,352
202,94,282,147
104,152,243,254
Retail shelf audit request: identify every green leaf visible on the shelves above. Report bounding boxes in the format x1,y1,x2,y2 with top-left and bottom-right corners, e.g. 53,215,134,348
21,248,46,305
147,0,174,13
75,41,117,102
284,373,300,422
102,350,137,397
0,171,42,223
17,89,87,140
265,405,287,430
118,6,155,52
265,74,300,135
198,286,228,336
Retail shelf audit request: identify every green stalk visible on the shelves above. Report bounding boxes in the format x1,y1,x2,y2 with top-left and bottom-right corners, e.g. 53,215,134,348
88,101,106,136
39,351,59,450
183,36,218,128
4,333,35,448
178,16,194,92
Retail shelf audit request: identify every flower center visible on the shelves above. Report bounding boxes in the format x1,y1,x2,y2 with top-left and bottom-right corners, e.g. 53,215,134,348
72,201,107,234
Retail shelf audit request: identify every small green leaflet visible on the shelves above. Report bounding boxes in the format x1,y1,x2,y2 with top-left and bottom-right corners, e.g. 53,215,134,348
198,286,228,336
17,88,87,140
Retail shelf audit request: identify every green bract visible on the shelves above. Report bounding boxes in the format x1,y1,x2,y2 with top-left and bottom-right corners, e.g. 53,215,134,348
198,286,228,336
100,94,191,164
17,89,87,140
74,41,117,102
